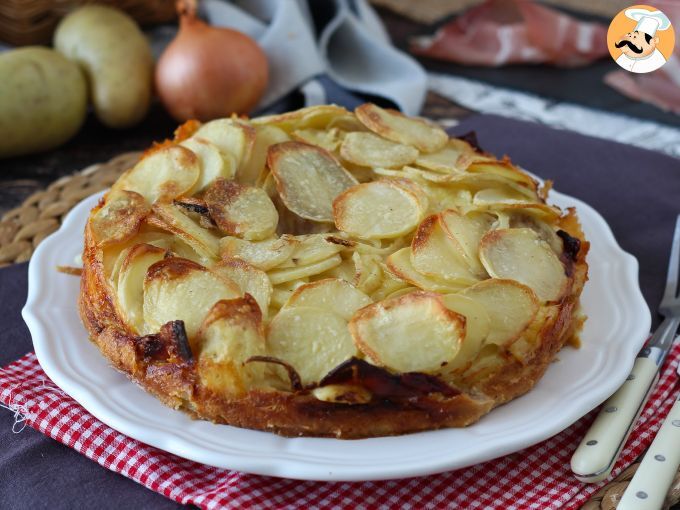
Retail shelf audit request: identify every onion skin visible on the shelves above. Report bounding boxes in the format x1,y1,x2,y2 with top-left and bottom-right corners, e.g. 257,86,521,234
156,4,268,122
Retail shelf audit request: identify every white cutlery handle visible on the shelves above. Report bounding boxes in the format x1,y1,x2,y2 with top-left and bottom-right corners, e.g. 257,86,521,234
571,357,659,482
618,398,680,510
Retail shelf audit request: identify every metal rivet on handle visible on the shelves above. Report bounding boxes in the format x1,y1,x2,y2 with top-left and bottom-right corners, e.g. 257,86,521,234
636,491,648,499
586,440,598,446
672,420,680,427
655,454,666,461
605,406,618,413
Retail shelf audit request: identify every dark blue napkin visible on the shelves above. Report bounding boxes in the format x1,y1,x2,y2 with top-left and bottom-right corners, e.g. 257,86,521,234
1,114,679,508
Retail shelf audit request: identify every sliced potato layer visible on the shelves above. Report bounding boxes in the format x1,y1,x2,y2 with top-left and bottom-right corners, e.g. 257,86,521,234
151,202,220,261
204,179,278,241
238,125,289,185
92,190,150,246
219,235,297,271
213,258,272,319
284,278,371,321
411,215,480,284
479,228,568,302
333,180,424,239
340,132,418,168
292,127,343,152
415,139,475,173
268,141,358,222
355,103,448,153
143,257,241,338
386,248,466,293
461,278,539,346
194,119,256,169
440,294,490,372
253,104,349,132
196,296,267,394
113,145,199,204
267,254,342,285
267,306,357,386
349,291,465,373
180,137,235,193
440,209,495,276
277,234,344,268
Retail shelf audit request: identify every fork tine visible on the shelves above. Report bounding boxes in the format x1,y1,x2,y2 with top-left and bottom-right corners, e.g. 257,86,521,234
662,215,680,303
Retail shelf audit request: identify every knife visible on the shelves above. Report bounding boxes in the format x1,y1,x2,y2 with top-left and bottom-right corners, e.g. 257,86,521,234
571,215,680,483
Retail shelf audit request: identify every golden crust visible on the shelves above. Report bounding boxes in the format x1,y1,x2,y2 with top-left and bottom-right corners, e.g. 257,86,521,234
78,106,590,439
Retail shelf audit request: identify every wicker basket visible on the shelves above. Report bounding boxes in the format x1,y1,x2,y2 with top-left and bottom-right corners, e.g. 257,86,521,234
0,0,176,46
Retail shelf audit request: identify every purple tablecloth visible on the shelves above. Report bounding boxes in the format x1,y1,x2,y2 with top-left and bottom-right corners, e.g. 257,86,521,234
1,114,678,508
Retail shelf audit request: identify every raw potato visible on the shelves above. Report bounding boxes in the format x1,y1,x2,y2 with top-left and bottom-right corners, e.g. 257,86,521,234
113,145,199,204
440,294,490,372
479,228,568,302
411,214,480,285
116,243,167,333
54,5,152,128
333,180,424,239
195,119,256,170
284,278,371,320
180,137,236,193
268,141,358,222
386,248,466,293
204,179,278,240
340,132,418,168
349,292,465,373
461,279,539,346
0,47,87,158
213,258,272,319
219,235,298,271
355,103,448,153
267,306,357,386
150,202,220,261
143,257,241,338
91,190,150,246
196,296,268,394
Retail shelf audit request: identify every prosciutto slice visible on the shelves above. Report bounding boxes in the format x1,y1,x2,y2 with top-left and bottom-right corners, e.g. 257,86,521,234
410,0,608,67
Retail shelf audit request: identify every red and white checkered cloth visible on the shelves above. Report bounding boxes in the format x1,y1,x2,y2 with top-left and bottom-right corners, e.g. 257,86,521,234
1,345,679,510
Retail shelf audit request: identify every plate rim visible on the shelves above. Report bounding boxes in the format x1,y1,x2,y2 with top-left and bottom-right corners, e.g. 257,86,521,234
24,189,651,481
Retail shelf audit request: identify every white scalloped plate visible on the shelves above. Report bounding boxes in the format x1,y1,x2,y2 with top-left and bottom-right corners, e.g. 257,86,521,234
24,188,650,481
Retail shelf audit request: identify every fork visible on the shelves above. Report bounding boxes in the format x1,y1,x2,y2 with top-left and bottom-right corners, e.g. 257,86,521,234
571,215,680,483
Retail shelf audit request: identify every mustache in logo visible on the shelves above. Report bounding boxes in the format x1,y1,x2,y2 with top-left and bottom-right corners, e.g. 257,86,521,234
615,39,644,54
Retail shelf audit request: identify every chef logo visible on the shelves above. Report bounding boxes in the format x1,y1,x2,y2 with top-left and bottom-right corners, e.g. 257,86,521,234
607,5,675,73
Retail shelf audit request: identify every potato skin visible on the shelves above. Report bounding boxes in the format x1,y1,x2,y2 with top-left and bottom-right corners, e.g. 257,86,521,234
54,5,153,129
0,47,87,158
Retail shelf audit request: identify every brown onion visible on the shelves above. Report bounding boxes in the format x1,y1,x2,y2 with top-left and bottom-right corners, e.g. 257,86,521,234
156,0,269,122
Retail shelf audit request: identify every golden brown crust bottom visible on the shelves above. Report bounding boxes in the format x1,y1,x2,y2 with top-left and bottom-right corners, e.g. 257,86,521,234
78,213,589,438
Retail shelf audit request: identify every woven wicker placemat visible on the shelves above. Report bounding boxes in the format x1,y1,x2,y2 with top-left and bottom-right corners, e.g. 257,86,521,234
0,152,679,508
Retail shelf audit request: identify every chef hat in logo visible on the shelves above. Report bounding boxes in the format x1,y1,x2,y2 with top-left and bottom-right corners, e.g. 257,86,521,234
625,8,671,37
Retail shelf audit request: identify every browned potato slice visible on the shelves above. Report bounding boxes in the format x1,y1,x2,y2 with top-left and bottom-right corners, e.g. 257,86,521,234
267,254,342,285
204,179,278,241
355,103,448,153
116,243,167,333
196,296,268,394
411,215,480,285
292,127,343,152
237,125,289,186
509,212,562,254
489,202,562,223
333,180,424,239
112,145,199,204
267,306,357,386
219,235,298,271
479,228,568,302
91,190,150,246
349,291,465,373
466,161,537,190
284,278,371,321
277,234,344,269
386,248,466,293
180,137,236,193
150,202,220,261
212,258,272,319
440,209,496,276
268,141,358,222
143,257,241,338
440,294,490,372
461,278,540,345
252,104,349,131
447,173,540,202
340,132,418,168
194,118,256,169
